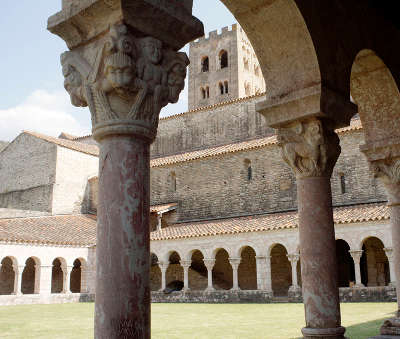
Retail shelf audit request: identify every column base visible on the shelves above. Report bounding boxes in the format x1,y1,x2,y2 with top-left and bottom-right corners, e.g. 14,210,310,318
302,326,347,339
352,283,365,288
205,287,215,292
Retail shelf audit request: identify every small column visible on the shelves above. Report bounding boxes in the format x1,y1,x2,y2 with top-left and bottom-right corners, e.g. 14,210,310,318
287,253,301,291
13,265,24,295
156,213,162,231
39,265,53,294
181,260,191,291
159,261,169,291
384,248,396,286
203,259,215,291
277,118,345,339
255,256,267,290
349,250,364,287
63,265,73,294
265,255,273,293
229,258,241,291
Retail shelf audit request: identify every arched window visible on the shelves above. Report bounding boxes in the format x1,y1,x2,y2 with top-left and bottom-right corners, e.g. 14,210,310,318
340,174,346,194
219,82,224,95
170,172,176,192
206,86,210,98
201,56,209,72
244,159,252,181
201,87,206,99
219,50,228,69
224,81,229,94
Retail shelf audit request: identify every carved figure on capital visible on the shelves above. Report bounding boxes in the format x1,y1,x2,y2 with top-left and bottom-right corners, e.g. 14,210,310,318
60,23,190,141
277,118,340,178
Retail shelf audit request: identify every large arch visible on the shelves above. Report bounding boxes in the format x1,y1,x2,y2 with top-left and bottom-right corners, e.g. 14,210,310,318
51,257,66,294
166,251,183,291
238,246,257,290
270,244,291,296
189,250,207,290
336,240,355,288
361,236,390,287
21,257,40,294
0,256,17,295
212,248,233,290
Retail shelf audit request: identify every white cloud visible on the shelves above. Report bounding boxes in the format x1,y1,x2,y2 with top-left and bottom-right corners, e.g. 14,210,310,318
0,89,91,141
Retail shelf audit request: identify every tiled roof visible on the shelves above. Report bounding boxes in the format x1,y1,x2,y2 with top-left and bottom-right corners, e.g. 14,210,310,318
23,131,99,157
0,214,97,246
58,132,78,140
150,203,389,241
150,203,178,213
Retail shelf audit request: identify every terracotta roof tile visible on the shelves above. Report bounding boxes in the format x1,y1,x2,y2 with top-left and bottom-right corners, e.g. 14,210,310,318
23,131,99,157
0,214,97,246
150,203,388,241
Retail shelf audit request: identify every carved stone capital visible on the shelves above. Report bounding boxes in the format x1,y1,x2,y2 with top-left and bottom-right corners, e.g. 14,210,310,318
349,250,364,263
203,259,216,270
229,258,241,270
180,260,192,269
49,1,203,143
371,158,400,205
277,118,341,178
287,253,300,264
158,261,169,272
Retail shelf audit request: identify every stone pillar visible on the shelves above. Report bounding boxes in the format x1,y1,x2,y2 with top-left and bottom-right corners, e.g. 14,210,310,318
63,265,73,294
349,250,364,287
255,256,267,290
159,262,169,291
265,255,273,293
277,118,345,339
14,265,24,295
287,253,301,292
203,259,215,291
39,265,52,295
48,2,202,337
157,213,162,231
229,258,241,291
384,248,396,286
181,260,191,291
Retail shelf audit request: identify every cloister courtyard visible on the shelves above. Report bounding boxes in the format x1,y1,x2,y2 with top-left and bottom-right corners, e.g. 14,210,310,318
0,302,396,338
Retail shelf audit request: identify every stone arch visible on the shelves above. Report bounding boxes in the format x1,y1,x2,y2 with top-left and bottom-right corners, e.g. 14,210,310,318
21,257,41,294
188,249,207,290
270,243,291,296
150,253,161,291
350,49,400,145
212,248,232,290
165,251,183,291
201,56,209,72
335,239,355,288
0,256,17,295
51,257,66,294
360,236,390,287
70,258,87,293
238,246,257,290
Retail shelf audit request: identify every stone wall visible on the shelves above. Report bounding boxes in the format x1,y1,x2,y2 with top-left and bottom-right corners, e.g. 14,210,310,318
0,141,8,152
0,133,57,212
152,94,271,157
0,293,94,306
150,125,386,222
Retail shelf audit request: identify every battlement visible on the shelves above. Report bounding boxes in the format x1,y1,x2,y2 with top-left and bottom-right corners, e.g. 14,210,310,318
190,24,237,46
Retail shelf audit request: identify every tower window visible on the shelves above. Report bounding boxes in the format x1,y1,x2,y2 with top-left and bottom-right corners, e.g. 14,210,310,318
219,82,224,95
201,56,209,72
206,86,210,98
220,50,228,69
170,172,176,192
244,159,252,181
224,81,229,94
340,174,346,194
201,87,206,99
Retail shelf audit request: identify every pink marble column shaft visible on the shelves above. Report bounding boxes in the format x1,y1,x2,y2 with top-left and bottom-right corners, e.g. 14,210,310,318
390,205,400,316
95,136,150,339
298,176,345,339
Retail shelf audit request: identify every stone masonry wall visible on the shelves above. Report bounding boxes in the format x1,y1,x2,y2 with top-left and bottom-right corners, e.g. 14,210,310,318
151,94,272,157
150,126,387,222
0,133,57,212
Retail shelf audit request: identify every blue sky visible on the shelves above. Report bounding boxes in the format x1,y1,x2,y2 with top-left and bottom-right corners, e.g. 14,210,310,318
0,1,235,141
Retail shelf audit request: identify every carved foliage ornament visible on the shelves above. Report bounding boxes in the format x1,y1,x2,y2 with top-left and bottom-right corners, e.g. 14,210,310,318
61,23,189,142
277,118,341,178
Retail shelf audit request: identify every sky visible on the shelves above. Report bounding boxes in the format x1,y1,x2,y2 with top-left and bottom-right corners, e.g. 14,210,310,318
0,1,236,141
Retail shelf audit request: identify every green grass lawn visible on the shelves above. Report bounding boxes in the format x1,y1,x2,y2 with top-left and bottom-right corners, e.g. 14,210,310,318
0,302,395,338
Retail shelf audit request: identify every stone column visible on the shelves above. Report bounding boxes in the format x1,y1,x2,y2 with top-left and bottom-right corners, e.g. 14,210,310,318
287,253,301,292
203,259,215,291
229,258,241,291
181,260,191,291
39,265,52,295
277,118,345,339
349,250,364,287
255,256,267,290
48,2,202,337
156,213,162,231
265,255,273,293
159,262,169,291
14,265,24,295
63,265,73,294
383,248,396,286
